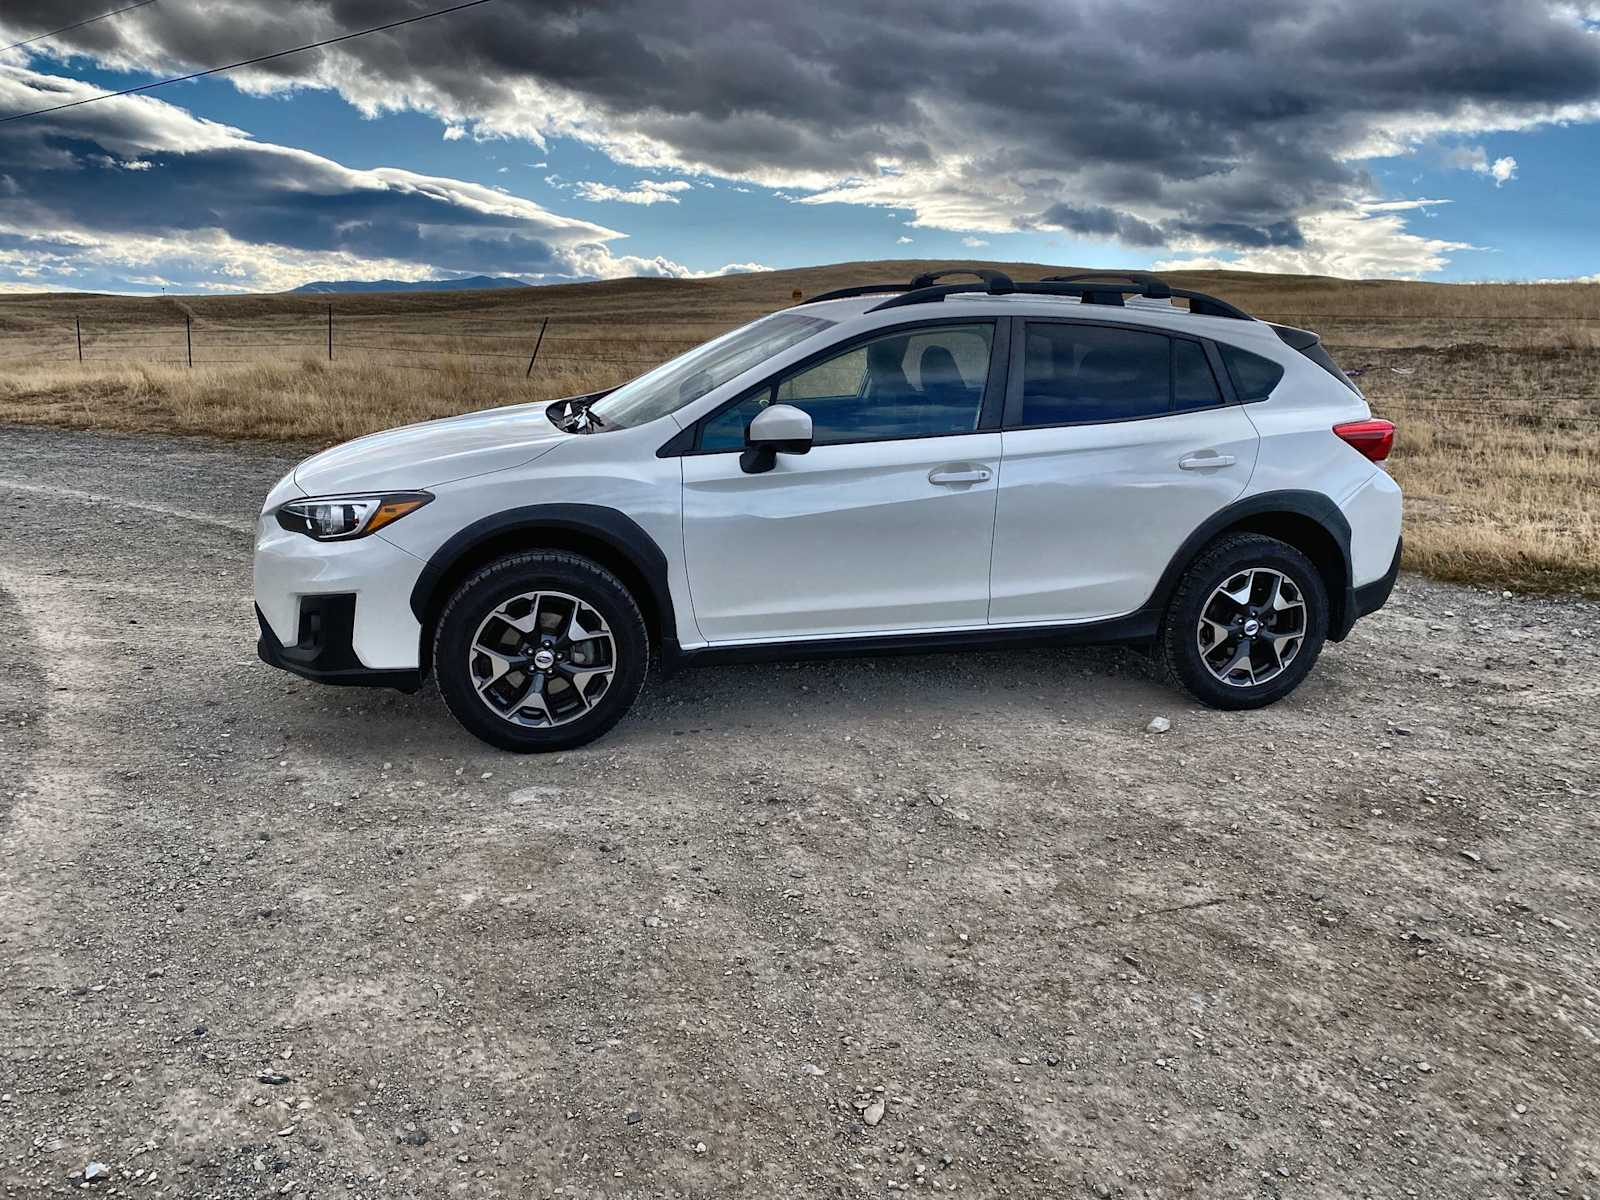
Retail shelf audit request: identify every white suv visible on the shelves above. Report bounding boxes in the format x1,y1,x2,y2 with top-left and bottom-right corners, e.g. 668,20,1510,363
254,268,1402,752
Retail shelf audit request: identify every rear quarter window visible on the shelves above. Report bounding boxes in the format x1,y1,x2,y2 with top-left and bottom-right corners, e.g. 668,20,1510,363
1219,344,1285,402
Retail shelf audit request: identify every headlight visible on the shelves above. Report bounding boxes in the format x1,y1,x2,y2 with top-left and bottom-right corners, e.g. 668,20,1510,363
275,492,432,541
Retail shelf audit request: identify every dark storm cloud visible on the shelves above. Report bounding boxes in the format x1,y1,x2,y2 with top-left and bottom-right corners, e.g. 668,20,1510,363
3,0,1600,255
0,70,625,283
1036,203,1167,249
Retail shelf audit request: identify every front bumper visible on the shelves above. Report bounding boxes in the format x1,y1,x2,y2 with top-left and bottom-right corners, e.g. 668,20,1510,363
254,511,429,677
257,599,421,691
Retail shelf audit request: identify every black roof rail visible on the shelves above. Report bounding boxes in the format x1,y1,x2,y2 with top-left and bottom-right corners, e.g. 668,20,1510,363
800,266,1015,306
800,265,1251,321
867,278,1253,321
799,282,914,305
907,267,1015,292
1042,271,1172,300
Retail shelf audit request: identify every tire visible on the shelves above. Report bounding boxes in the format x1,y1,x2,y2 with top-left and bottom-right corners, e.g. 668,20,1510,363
1159,533,1329,710
433,552,648,752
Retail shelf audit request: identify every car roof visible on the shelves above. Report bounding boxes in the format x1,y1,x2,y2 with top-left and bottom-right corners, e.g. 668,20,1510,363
790,290,1285,349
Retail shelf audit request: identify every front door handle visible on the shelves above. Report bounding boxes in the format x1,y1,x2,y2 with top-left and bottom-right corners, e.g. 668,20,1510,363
929,466,992,485
1178,453,1236,471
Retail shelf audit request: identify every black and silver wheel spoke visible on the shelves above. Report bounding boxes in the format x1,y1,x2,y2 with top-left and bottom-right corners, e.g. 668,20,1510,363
469,589,616,728
1196,567,1306,688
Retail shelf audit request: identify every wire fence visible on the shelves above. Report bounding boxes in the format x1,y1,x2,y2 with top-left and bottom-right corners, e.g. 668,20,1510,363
3,301,1598,427
1,303,720,376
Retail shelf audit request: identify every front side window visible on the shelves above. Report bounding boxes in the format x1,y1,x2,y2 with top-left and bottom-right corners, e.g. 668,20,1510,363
699,323,993,450
586,312,835,430
1017,324,1171,426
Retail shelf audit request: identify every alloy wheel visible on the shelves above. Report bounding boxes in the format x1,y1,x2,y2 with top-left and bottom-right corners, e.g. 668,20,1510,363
469,590,616,727
1195,567,1306,688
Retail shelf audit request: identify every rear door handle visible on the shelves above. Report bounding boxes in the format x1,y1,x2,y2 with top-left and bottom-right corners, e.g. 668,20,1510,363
929,466,992,485
1178,454,1236,470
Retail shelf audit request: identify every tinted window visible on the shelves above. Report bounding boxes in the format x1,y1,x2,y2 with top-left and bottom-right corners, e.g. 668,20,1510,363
588,312,834,429
699,323,992,450
1219,344,1285,402
1173,339,1223,411
1018,325,1169,426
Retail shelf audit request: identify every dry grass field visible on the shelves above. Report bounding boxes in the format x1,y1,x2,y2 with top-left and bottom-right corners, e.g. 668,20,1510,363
1,260,1596,593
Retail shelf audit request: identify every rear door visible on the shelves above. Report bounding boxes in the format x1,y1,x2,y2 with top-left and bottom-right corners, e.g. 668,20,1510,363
989,318,1259,624
679,319,1007,643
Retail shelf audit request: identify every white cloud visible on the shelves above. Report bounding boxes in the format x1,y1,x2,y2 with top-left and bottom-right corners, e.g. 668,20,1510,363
562,250,765,280
573,179,694,205
961,236,989,247
1444,145,1519,186
896,235,914,244
442,124,466,141
1154,200,1478,279
1359,198,1453,212
0,225,446,293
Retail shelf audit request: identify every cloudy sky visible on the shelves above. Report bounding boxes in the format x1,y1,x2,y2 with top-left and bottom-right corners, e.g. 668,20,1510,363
2,0,1600,294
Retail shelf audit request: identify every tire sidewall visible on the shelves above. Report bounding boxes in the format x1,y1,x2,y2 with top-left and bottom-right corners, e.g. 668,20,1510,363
1164,536,1329,710
434,554,648,752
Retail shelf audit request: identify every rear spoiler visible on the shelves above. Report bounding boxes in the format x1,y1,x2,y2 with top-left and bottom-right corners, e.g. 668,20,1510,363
1267,323,1320,352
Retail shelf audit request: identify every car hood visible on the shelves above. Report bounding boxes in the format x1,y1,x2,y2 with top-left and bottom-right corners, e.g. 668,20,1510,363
293,401,571,495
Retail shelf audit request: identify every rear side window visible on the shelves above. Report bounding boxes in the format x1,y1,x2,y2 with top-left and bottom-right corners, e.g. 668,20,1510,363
1014,324,1222,426
1018,325,1170,425
1173,339,1223,411
1219,344,1285,402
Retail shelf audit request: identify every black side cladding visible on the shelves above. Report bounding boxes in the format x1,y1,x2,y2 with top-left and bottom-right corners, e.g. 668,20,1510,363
1269,323,1362,394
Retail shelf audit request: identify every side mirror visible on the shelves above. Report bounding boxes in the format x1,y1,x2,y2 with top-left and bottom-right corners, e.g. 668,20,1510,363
740,404,813,474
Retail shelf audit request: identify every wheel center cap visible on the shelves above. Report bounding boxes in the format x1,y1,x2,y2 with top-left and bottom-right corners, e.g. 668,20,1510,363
1242,618,1261,636
532,648,556,671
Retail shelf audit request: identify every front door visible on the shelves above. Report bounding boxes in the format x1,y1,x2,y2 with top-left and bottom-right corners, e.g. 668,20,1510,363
680,320,1005,644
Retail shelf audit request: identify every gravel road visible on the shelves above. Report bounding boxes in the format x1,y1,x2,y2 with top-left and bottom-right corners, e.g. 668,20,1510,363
2,423,1597,1199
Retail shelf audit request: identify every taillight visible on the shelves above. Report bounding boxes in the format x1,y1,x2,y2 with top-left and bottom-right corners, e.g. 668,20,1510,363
1333,418,1394,463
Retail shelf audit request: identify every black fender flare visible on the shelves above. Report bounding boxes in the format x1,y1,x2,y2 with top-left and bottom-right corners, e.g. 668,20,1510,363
1143,489,1356,639
407,503,679,658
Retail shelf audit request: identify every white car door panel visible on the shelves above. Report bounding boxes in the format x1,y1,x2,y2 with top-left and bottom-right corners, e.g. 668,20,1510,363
682,433,1002,642
989,319,1260,625
680,319,1005,644
991,410,1258,623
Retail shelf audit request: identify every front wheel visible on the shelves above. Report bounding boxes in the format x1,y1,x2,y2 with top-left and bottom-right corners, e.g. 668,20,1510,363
1160,533,1329,710
433,552,649,752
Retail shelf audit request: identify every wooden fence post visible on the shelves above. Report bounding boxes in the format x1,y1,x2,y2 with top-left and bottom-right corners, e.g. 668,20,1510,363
75,317,83,363
525,317,549,378
327,303,334,361
185,313,192,368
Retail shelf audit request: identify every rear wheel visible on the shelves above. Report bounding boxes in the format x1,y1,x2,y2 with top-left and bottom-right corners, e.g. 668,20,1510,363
434,552,648,752
1160,533,1328,710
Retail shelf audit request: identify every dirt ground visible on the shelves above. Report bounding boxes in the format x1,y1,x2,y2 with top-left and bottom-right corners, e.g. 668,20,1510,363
1,423,1597,1199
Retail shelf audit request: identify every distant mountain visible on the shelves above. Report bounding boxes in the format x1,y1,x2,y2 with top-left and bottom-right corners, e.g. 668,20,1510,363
287,275,530,295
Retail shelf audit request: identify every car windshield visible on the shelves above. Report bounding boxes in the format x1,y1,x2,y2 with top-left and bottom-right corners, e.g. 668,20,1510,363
586,312,836,429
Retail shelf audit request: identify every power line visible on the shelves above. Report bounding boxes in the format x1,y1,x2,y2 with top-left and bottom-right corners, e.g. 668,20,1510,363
0,0,496,125
0,0,158,56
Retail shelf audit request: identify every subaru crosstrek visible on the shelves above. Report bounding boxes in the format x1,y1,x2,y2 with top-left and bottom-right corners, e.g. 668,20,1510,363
254,268,1402,751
